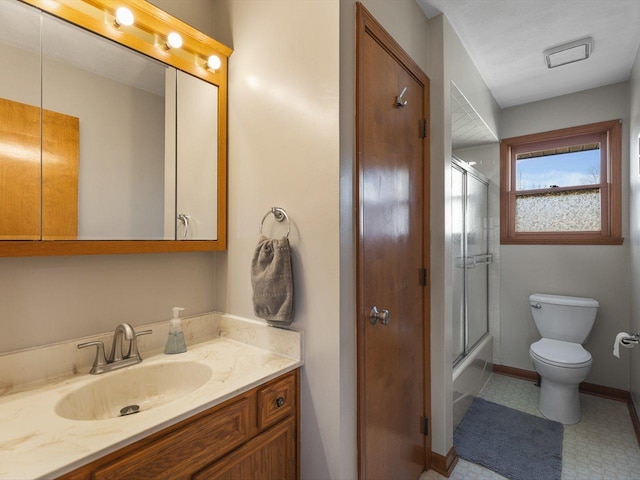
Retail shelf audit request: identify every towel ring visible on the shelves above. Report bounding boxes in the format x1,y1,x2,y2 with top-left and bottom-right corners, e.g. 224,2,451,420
259,207,290,239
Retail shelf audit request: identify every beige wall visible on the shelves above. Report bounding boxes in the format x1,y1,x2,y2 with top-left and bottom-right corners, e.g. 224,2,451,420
629,43,640,411
428,14,500,456
148,0,216,38
212,1,342,478
500,82,631,390
425,14,450,457
0,252,217,352
444,22,500,140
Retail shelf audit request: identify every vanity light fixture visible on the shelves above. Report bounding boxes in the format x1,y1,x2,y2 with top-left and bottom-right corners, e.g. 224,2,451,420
207,54,222,71
114,6,134,27
166,32,183,49
544,37,593,69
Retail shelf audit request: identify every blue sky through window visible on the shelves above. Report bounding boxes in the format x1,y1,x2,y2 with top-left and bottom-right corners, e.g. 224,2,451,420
516,149,600,190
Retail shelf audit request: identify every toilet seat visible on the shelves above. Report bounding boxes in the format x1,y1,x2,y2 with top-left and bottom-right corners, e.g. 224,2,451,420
530,338,592,368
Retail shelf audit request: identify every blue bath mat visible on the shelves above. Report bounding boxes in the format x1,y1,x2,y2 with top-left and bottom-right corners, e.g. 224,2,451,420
454,397,563,480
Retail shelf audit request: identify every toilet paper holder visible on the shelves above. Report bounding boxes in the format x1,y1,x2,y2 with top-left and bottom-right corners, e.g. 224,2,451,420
621,333,640,345
613,332,639,358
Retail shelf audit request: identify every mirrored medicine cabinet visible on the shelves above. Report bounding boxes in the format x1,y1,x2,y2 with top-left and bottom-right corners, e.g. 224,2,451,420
0,0,232,256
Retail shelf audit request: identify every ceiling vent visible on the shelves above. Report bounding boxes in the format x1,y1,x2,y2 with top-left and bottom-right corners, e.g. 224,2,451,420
544,38,593,68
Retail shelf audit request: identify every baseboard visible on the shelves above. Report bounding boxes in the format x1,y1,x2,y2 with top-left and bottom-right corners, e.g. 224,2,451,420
580,382,630,402
492,364,538,381
492,364,630,402
430,446,458,478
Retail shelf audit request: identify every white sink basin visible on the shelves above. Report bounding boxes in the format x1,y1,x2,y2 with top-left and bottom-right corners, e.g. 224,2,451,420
55,362,212,421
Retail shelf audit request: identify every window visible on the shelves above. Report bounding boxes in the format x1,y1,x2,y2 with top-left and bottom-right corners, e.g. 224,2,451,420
500,120,622,245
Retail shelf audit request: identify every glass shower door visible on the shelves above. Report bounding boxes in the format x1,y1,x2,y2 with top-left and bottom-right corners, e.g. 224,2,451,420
452,159,490,365
452,165,465,362
465,171,489,350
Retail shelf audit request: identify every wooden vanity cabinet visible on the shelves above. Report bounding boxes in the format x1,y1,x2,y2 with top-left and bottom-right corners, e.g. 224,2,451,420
58,369,299,480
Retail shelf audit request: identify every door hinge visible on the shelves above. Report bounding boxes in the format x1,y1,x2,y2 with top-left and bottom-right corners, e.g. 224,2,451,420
423,417,429,436
420,267,428,286
420,118,428,139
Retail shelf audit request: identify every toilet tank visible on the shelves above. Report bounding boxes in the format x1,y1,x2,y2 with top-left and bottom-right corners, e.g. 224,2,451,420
529,293,599,343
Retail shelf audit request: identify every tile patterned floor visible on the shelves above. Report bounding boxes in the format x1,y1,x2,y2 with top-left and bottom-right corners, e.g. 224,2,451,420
421,373,640,480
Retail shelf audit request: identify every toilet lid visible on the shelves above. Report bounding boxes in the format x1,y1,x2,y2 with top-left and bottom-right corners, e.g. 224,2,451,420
530,338,592,368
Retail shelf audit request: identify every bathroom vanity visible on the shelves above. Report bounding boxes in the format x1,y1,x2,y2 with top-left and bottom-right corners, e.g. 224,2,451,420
59,370,299,480
0,314,303,479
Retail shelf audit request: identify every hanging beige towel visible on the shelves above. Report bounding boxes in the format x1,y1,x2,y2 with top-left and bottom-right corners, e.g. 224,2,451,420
251,235,294,325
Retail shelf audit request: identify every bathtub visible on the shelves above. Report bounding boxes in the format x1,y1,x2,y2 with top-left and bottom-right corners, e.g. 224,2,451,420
452,334,493,428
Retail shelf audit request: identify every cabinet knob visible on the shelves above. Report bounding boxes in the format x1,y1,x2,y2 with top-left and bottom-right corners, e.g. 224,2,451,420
275,396,285,408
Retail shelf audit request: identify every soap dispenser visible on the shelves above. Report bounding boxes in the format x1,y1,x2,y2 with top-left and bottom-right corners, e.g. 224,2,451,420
164,307,187,354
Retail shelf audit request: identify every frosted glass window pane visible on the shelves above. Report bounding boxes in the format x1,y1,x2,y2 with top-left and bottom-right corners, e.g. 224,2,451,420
515,189,600,232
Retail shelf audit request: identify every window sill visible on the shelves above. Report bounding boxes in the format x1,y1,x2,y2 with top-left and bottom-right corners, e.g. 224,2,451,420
500,234,624,246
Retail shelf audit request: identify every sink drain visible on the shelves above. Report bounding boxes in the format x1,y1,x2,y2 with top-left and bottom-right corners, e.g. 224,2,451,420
119,404,140,416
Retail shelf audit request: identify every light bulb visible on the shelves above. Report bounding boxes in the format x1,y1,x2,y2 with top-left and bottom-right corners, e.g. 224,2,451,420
166,32,183,49
114,7,134,27
207,55,221,70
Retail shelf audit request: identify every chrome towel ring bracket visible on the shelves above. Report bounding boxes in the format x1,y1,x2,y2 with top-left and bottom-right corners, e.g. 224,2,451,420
259,207,290,239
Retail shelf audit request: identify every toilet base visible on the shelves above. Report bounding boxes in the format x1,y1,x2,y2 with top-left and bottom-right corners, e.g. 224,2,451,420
539,377,581,425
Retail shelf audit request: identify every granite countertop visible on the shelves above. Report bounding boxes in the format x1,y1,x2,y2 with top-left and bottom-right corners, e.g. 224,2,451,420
0,313,303,479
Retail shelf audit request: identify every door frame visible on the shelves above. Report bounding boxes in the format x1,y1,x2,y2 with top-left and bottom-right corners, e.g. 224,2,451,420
355,2,432,477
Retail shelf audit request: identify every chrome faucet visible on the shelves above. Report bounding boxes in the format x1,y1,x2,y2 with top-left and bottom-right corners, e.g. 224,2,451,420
78,323,152,374
108,323,135,363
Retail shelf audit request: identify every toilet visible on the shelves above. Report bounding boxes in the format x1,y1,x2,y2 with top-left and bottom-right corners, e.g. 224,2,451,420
529,293,599,424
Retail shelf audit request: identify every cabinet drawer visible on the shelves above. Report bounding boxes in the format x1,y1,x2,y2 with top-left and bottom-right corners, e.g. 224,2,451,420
94,396,253,480
257,371,296,430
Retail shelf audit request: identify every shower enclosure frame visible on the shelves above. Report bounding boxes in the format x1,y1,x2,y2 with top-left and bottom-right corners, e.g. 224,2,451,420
452,157,491,367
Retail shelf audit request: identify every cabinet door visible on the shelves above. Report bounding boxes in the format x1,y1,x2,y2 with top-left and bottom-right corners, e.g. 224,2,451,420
175,70,219,240
193,417,296,480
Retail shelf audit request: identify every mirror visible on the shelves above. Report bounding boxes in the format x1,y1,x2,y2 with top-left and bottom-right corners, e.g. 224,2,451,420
43,14,171,240
175,70,219,241
0,0,231,255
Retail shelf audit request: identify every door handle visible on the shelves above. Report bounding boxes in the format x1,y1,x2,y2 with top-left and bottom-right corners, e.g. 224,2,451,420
369,306,390,325
177,213,190,239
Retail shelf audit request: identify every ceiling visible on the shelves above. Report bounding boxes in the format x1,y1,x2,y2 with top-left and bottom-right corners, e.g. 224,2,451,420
417,0,640,108
451,82,498,149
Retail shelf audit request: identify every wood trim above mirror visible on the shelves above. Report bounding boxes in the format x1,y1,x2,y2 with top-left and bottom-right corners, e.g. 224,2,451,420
22,0,232,86
2,0,231,257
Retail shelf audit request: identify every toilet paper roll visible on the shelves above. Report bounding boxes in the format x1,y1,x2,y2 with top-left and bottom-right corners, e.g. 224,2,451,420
613,332,635,358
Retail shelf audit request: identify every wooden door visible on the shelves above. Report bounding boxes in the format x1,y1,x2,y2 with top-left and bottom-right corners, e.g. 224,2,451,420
42,108,79,240
356,4,431,479
0,97,78,240
0,97,41,240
